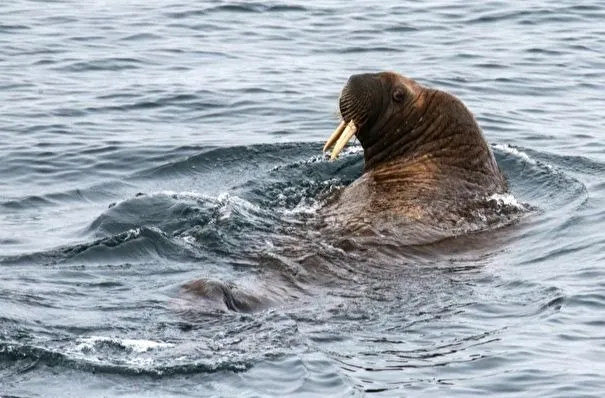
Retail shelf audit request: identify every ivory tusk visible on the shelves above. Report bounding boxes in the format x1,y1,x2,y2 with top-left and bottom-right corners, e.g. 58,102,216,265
323,120,346,152
329,121,357,160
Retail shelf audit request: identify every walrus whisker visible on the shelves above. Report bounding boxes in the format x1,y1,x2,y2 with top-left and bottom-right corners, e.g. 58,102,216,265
329,121,357,160
323,120,346,152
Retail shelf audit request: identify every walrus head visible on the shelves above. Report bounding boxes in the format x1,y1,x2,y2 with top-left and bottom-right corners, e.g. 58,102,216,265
324,72,501,177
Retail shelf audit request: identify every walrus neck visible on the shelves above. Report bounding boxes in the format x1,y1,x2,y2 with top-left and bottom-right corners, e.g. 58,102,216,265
361,92,499,184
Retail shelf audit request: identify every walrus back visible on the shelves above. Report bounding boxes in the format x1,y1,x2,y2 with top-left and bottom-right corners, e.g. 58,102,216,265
320,72,511,244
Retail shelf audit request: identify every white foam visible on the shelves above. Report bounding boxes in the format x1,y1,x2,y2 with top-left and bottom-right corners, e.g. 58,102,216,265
272,154,325,170
493,144,536,165
108,190,212,210
120,191,262,222
151,191,259,212
156,190,208,200
338,145,364,156
76,336,173,353
488,193,526,209
281,198,323,216
215,192,262,220
63,337,170,371
122,227,142,239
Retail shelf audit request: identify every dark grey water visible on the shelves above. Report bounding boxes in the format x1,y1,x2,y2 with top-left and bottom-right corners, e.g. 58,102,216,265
1,0,605,396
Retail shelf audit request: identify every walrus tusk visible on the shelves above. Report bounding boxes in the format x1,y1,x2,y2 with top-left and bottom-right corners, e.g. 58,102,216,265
329,121,357,160
323,120,346,153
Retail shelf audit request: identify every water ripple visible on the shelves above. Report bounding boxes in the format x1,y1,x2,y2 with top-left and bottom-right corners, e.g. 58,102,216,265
2,0,605,396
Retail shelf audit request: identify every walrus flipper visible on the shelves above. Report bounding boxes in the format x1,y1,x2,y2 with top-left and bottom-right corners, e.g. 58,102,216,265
181,278,272,313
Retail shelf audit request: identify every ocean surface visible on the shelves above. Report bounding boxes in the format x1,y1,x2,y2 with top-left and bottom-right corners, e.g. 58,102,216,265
1,0,605,396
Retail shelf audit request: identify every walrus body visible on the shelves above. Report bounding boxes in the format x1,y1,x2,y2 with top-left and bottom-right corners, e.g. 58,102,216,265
320,72,508,244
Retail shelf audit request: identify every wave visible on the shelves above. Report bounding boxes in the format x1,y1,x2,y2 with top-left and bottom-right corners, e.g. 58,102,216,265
0,340,251,376
1,142,587,268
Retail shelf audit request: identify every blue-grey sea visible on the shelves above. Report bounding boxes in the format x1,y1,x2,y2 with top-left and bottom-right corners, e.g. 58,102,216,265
1,1,605,397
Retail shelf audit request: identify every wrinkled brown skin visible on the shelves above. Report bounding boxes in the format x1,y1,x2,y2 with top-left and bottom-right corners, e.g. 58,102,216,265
319,72,508,244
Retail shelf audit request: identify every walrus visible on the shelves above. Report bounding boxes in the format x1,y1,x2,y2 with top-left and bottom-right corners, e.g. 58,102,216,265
320,71,509,245
182,71,515,313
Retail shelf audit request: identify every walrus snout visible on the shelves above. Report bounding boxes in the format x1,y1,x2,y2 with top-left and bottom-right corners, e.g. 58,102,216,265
339,73,380,125
323,74,384,160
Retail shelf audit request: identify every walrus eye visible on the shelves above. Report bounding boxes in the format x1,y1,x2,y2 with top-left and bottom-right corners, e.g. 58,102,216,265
392,89,406,103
